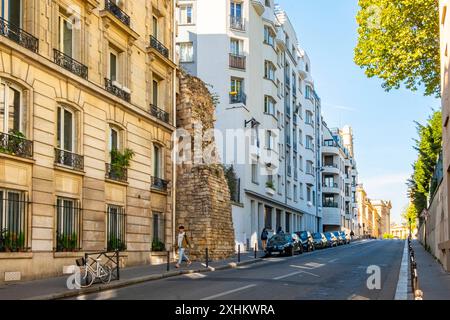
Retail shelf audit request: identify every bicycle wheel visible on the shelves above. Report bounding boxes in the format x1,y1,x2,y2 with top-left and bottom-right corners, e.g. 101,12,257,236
75,267,95,288
99,265,112,284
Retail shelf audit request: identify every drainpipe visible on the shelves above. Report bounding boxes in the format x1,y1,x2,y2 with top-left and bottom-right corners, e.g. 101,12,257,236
172,0,177,258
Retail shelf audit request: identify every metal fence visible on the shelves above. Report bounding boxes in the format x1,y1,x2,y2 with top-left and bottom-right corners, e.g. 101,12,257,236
0,191,29,252
83,250,120,283
408,237,423,300
55,198,82,252
107,205,126,252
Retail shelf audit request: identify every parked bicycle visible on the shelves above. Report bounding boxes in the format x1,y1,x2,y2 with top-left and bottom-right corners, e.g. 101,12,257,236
75,256,112,288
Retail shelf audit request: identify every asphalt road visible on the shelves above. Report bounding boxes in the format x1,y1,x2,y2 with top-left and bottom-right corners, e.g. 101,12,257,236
73,240,404,300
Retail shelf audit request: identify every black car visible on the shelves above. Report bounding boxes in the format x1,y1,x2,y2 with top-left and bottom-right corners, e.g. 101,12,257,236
324,232,338,247
312,232,327,249
339,231,351,244
265,233,303,257
295,231,315,252
332,231,345,245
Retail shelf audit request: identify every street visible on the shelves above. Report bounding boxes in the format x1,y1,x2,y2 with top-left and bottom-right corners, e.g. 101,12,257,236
72,240,404,300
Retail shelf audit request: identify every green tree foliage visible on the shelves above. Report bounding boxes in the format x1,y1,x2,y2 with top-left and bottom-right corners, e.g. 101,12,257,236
355,0,440,97
407,110,442,215
401,204,418,231
223,165,239,202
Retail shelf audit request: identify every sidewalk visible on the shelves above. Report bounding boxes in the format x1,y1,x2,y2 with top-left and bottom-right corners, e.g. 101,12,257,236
412,240,450,300
0,250,265,300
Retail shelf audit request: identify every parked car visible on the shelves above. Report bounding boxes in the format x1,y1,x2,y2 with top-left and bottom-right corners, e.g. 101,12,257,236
339,231,351,244
324,232,338,247
312,232,327,249
332,231,345,245
265,233,303,257
295,231,315,252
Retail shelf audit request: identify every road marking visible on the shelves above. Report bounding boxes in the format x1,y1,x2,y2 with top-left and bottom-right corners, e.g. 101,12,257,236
329,258,339,263
201,284,257,300
184,273,207,279
289,266,321,277
348,294,370,300
273,271,304,280
394,240,409,300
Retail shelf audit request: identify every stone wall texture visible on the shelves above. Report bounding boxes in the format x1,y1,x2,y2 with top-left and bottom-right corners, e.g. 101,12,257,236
176,70,235,260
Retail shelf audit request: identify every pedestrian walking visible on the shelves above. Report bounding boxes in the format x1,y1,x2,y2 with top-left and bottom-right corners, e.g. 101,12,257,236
277,226,284,234
261,228,269,251
350,230,355,240
175,226,192,268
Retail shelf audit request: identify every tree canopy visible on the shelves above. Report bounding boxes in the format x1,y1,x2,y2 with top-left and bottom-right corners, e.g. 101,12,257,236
355,0,440,97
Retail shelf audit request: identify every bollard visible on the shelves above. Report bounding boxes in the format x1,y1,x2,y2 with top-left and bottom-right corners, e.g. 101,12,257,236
238,244,241,263
206,248,209,268
254,243,257,259
167,251,170,272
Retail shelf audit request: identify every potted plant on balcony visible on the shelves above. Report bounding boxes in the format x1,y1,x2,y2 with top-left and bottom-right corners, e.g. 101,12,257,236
266,180,275,195
110,148,135,180
151,239,165,252
108,235,127,252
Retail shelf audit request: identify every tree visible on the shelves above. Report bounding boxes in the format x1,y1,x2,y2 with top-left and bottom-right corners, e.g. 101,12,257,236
355,0,440,97
407,110,442,215
401,204,418,232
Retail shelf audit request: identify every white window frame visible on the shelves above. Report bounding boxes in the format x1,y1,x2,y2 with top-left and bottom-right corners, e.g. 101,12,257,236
57,105,75,152
178,42,194,63
153,144,163,178
179,4,194,25
58,10,74,57
0,80,23,134
108,47,120,84
2,0,23,27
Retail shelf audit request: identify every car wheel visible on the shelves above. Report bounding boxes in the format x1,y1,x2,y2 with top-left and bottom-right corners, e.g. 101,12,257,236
300,245,304,254
288,247,294,256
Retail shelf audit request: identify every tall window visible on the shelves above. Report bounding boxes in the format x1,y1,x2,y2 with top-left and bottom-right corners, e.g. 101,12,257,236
2,0,22,27
293,185,298,201
264,96,275,115
305,110,313,125
109,126,120,152
153,212,165,244
109,48,119,83
251,161,258,184
56,197,81,252
306,135,314,150
265,130,274,150
230,1,242,19
264,61,276,81
230,78,243,95
0,81,24,135
153,144,162,178
306,160,314,175
307,186,311,202
299,183,304,200
179,4,193,24
107,205,126,251
57,106,75,152
177,42,194,62
59,8,73,57
264,26,275,47
152,79,158,106
152,16,158,39
264,206,272,229
230,38,243,55
0,189,27,252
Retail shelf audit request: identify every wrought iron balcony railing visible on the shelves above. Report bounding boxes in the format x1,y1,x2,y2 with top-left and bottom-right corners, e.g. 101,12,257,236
151,176,169,192
323,201,339,208
105,163,128,182
229,92,247,105
150,104,170,124
105,0,130,27
230,15,245,31
0,17,39,53
53,49,88,79
229,53,246,70
105,78,131,102
324,182,339,188
55,148,84,171
150,35,169,58
0,132,33,159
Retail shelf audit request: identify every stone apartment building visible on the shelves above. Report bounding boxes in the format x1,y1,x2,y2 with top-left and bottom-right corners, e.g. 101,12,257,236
0,0,176,282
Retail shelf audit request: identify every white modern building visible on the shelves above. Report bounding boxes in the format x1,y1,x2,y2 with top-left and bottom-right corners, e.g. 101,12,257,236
176,0,323,250
321,123,359,233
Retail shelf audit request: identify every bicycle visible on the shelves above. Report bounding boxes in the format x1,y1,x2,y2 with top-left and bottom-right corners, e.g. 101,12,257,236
75,257,112,288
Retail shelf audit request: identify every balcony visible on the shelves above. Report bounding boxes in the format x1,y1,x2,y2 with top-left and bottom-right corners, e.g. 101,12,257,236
105,163,128,183
150,35,169,59
229,53,246,70
105,0,130,27
105,78,131,102
230,16,245,31
0,132,33,159
150,104,170,124
53,49,88,80
322,163,340,175
229,92,247,105
151,176,169,192
0,17,39,53
323,201,339,208
55,148,84,171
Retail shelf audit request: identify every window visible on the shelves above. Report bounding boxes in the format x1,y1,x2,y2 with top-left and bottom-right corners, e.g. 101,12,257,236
299,155,303,171
0,189,28,252
178,42,194,62
179,4,193,24
2,0,22,27
230,1,242,18
264,61,276,81
277,175,282,194
264,96,275,116
265,130,274,150
305,85,313,100
293,185,298,201
287,181,291,198
305,110,313,125
152,16,158,39
264,206,272,229
107,205,126,251
251,161,259,184
153,212,165,244
312,191,316,206
306,160,314,175
108,47,120,83
230,38,243,55
264,26,275,47
230,78,243,98
109,126,120,152
306,135,314,150
0,81,24,135
153,144,162,178
299,183,304,200
56,197,81,252
152,79,158,106
58,8,74,57
285,33,290,50
57,106,75,152
324,176,335,188
285,213,290,232
265,0,271,7
306,186,311,202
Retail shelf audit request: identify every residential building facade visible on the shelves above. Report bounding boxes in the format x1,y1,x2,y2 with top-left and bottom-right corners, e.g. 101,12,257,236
0,0,176,282
321,124,358,233
176,0,322,250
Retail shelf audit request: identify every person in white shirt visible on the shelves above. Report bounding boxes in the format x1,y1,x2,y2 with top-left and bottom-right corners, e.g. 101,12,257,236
176,225,192,268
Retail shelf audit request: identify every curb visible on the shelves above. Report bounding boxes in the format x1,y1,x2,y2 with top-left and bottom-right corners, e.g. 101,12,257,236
26,258,264,300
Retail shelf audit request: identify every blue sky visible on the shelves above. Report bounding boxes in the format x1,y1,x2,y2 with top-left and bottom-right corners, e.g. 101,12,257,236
277,0,440,224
